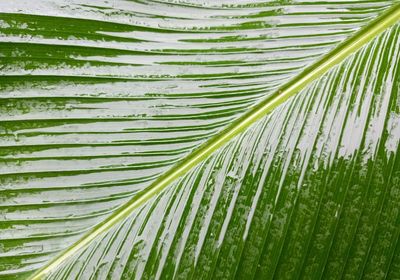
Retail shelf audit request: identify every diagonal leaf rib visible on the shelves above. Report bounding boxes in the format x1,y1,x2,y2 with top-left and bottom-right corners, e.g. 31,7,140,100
28,3,400,279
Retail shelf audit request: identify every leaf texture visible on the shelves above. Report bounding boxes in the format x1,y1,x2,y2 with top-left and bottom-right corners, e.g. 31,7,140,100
41,22,400,280
0,0,399,279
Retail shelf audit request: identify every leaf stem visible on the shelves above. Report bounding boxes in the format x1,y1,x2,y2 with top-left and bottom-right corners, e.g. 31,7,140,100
29,3,400,279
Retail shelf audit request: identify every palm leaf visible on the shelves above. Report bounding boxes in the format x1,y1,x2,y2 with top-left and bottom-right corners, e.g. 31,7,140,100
1,1,400,279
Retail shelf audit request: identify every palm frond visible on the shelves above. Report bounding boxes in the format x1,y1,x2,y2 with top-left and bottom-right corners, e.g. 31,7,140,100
0,1,399,279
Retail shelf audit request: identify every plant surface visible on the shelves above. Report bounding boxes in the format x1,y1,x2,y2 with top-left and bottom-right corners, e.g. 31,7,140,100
1,1,400,279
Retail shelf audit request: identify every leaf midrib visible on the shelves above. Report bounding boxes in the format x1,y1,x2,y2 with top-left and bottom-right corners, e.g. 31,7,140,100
28,3,400,279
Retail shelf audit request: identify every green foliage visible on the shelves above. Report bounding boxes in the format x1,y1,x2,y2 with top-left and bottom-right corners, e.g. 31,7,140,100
0,1,399,279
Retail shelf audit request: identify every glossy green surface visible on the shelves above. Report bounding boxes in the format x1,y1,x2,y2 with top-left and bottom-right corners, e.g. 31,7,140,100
0,1,399,279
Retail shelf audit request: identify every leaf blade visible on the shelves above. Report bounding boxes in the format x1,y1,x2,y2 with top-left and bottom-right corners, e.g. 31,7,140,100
0,1,400,278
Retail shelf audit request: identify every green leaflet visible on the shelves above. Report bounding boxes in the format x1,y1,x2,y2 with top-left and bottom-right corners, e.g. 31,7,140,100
0,1,400,279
